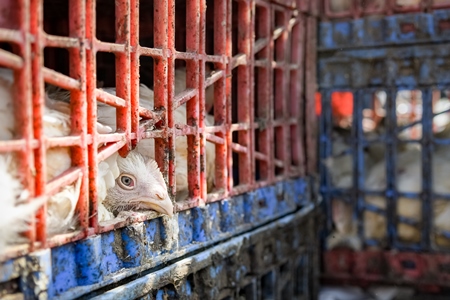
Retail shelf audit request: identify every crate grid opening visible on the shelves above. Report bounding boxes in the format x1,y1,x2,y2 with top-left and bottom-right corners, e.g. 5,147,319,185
0,0,310,272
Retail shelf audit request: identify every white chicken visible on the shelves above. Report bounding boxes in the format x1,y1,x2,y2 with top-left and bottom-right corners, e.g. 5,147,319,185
325,122,450,250
95,68,217,201
0,154,46,256
0,69,82,254
363,134,450,248
0,67,175,255
102,150,174,217
322,127,378,250
45,89,175,223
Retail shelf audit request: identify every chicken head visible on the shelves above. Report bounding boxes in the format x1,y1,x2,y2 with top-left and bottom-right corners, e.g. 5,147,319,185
103,151,174,217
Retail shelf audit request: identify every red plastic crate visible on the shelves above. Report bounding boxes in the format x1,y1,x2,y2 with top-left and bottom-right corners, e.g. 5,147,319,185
0,0,316,261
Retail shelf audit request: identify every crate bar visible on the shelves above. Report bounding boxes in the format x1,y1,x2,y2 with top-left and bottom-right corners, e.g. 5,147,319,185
353,90,366,244
248,1,256,188
67,0,88,234
320,0,444,20
273,7,289,179
47,230,85,248
421,88,433,250
14,0,35,249
199,0,207,201
235,0,253,188
304,15,317,175
204,53,228,64
138,47,164,57
289,15,305,177
0,49,23,69
174,88,197,109
96,89,127,108
322,0,355,20
46,168,83,196
86,0,99,230
320,89,335,231
185,0,201,202
95,41,127,54
254,4,271,182
204,69,224,87
385,89,398,248
44,34,79,49
165,0,175,202
226,0,233,192
432,1,450,9
43,67,81,91
153,0,170,195
130,0,139,148
115,0,131,158
0,28,23,44
391,0,425,14
0,139,37,152
30,0,46,245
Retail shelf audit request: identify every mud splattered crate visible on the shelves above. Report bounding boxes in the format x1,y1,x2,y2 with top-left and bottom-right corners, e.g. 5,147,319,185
318,0,450,293
0,0,318,298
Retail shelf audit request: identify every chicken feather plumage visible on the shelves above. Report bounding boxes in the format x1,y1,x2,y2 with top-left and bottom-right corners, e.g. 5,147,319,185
325,121,450,250
95,68,216,201
45,88,174,222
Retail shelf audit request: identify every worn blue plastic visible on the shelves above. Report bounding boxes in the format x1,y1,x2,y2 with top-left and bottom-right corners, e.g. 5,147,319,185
0,177,310,299
319,10,450,51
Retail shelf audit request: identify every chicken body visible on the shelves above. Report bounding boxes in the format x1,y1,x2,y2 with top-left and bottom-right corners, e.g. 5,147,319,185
0,68,174,255
364,143,450,247
0,154,46,256
96,68,216,201
323,128,378,250
325,125,450,250
45,87,174,222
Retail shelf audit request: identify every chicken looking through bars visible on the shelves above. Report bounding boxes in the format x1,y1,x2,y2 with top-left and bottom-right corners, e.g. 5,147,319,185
88,68,217,202
0,66,175,256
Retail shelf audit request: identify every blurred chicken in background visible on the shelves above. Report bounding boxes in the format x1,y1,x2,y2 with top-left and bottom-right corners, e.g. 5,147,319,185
323,89,450,250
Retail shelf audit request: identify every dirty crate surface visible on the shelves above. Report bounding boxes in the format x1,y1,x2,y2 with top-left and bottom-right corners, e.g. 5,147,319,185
0,0,318,298
83,204,320,300
319,3,450,292
0,179,316,299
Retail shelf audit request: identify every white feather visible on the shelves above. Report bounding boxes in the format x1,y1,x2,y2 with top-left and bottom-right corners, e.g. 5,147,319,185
97,69,216,201
0,154,46,256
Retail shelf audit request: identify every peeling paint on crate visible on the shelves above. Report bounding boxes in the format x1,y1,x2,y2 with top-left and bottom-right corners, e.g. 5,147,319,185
100,232,122,276
84,208,317,300
177,211,194,248
319,9,450,51
0,179,311,298
51,244,77,296
319,43,450,89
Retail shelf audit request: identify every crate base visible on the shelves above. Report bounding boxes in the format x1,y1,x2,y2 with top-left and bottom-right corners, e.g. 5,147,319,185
322,249,450,293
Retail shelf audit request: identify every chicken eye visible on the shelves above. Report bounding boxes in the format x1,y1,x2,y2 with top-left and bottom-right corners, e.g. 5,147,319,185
118,174,136,190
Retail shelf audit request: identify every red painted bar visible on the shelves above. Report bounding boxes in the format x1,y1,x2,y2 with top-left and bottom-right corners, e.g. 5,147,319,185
86,0,99,231
0,0,312,257
130,0,139,148
30,0,46,247
115,0,131,158
68,0,88,235
14,0,35,251
211,0,228,200
0,49,24,69
236,0,252,188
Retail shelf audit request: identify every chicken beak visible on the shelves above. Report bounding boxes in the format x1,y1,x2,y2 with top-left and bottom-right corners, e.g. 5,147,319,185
139,195,174,217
